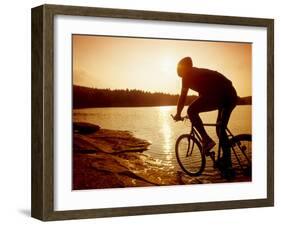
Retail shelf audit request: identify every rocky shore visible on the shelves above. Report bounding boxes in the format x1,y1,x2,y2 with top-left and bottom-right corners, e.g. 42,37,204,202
73,122,205,190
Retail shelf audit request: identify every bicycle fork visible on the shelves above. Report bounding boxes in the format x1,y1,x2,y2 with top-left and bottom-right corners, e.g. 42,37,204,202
186,136,195,157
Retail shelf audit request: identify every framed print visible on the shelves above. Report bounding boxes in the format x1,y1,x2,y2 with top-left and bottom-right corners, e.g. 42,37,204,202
31,4,274,221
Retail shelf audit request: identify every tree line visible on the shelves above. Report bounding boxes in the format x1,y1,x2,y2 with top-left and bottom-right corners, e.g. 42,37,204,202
73,85,251,109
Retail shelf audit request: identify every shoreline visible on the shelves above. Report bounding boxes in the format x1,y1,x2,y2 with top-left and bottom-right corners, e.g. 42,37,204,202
73,122,208,190
73,122,251,190
73,101,251,110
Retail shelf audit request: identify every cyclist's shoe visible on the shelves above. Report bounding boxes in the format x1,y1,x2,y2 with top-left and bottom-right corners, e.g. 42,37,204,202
220,167,236,180
202,139,216,156
216,160,236,180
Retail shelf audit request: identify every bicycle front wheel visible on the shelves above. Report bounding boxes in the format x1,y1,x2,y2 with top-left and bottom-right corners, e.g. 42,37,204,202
175,134,205,176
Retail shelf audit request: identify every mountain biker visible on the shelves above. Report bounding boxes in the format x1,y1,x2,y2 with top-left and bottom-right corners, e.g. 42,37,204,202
172,57,238,175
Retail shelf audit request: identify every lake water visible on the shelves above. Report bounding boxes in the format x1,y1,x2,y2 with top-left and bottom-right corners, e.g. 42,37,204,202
73,106,251,180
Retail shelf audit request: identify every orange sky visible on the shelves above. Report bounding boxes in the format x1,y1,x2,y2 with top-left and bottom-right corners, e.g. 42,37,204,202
73,35,252,97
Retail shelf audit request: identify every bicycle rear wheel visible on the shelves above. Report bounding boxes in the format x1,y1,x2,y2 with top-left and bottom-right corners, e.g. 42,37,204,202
229,134,252,176
175,134,205,176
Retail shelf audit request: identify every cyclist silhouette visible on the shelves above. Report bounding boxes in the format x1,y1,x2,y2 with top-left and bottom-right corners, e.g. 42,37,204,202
172,57,238,173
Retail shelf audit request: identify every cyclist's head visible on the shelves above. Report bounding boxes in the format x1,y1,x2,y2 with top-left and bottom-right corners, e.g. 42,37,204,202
177,57,193,77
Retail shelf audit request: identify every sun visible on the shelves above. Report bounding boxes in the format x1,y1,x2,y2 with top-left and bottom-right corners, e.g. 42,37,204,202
160,56,178,76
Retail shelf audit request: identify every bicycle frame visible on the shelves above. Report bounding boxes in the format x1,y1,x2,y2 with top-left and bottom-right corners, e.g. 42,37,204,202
188,122,235,161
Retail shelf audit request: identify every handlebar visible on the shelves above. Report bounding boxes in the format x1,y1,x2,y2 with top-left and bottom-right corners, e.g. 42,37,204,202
170,114,189,121
170,114,222,127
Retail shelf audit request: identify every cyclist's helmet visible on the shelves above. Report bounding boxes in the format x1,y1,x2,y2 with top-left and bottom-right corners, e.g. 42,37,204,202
177,57,193,77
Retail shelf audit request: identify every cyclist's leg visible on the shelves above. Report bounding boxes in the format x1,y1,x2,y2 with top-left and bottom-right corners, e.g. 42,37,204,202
188,96,220,148
216,106,234,167
216,89,237,168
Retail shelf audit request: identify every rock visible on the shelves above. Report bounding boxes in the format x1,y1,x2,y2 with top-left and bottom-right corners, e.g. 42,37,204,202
73,122,100,134
73,154,125,189
74,128,150,154
178,171,212,184
91,152,179,185
73,153,154,189
73,151,180,189
73,122,207,189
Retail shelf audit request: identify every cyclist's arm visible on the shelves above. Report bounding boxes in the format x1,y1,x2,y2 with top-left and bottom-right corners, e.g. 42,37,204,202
176,86,188,117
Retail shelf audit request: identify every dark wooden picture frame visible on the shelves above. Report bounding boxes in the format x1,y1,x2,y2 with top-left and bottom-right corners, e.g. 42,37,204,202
31,4,274,221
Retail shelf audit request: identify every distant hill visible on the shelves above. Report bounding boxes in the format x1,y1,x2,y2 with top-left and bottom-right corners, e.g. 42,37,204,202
73,85,252,109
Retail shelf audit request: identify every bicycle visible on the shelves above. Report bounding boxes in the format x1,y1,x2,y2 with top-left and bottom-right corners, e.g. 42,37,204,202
172,115,252,178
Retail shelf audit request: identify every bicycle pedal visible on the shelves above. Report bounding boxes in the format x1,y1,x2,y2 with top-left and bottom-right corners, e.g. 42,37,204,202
208,151,215,157
205,150,213,157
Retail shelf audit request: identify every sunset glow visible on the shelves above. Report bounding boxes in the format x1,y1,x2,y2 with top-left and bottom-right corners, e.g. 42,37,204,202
73,35,252,97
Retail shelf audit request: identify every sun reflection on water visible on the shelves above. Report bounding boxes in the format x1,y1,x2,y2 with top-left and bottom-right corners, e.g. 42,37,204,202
159,106,174,162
